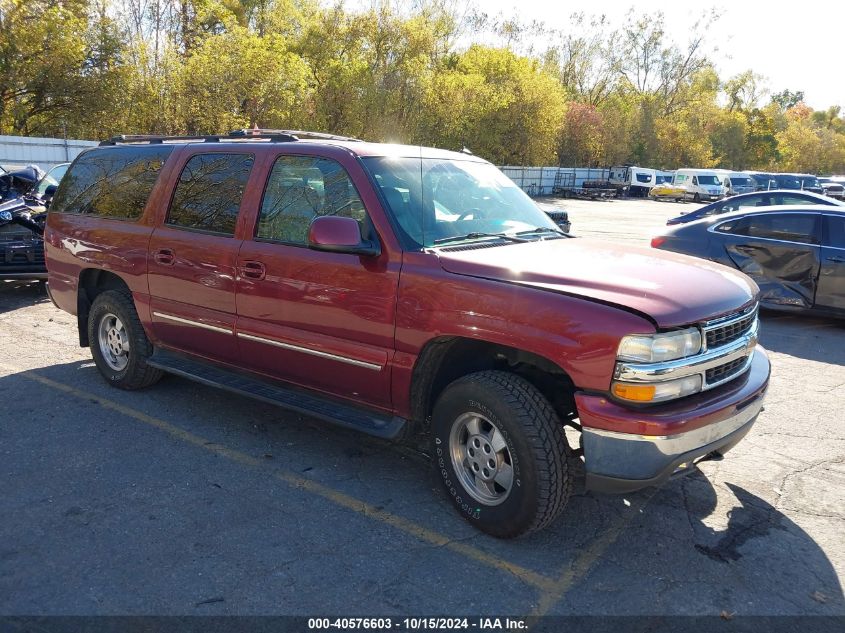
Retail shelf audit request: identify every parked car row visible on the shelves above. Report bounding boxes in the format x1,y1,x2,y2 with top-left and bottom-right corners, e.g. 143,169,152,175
612,163,842,204
818,176,845,200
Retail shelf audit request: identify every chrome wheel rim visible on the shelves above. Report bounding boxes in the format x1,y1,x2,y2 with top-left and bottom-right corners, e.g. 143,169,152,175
98,312,129,372
449,412,514,506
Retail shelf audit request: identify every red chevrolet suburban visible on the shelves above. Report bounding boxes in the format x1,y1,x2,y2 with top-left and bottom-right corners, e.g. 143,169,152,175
45,130,770,538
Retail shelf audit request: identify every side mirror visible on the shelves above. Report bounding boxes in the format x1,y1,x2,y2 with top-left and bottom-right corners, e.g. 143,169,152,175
308,216,380,257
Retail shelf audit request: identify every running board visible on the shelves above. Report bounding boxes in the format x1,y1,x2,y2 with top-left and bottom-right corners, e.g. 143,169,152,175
147,350,407,440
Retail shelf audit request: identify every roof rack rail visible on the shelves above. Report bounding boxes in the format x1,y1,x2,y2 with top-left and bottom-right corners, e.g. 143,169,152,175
100,134,228,146
228,129,363,142
100,129,363,146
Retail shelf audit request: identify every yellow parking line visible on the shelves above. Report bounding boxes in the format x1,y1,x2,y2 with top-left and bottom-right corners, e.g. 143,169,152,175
529,489,657,618
2,363,557,592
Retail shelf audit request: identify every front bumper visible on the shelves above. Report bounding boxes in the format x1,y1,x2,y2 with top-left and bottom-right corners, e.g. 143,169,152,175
577,346,770,494
0,240,46,280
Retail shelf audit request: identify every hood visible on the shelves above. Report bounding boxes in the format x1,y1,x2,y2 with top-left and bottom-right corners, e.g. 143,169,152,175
436,238,758,328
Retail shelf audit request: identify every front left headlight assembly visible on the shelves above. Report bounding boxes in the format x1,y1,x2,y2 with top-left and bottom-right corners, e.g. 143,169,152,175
612,328,703,404
617,328,702,363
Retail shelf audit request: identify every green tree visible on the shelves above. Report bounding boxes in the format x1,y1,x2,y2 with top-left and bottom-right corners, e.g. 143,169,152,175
0,0,125,136
181,25,311,132
419,46,565,164
771,88,804,111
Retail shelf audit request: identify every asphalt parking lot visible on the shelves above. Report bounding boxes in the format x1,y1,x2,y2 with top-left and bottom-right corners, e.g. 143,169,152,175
1,197,843,622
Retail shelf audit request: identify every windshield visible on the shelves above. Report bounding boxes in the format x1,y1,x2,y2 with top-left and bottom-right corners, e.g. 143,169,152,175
35,163,69,196
774,175,801,189
799,176,820,188
362,157,558,248
729,177,753,187
697,175,720,186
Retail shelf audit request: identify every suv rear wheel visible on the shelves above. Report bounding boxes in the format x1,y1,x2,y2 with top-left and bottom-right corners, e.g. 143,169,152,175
88,290,162,390
431,370,571,538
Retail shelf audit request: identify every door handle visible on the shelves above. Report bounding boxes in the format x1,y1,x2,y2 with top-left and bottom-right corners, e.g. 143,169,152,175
154,248,175,265
827,256,845,263
240,260,266,280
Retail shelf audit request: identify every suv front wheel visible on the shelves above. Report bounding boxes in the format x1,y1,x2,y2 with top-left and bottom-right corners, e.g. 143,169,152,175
88,290,163,390
431,370,571,538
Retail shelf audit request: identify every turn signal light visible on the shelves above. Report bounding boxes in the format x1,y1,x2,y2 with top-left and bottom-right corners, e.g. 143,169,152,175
650,236,667,248
612,383,656,402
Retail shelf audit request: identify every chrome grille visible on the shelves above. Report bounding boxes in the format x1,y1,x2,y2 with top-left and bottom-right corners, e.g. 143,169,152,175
706,356,749,384
704,306,758,349
0,226,36,242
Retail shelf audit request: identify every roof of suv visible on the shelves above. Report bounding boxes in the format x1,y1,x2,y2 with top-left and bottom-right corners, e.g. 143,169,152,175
100,130,487,163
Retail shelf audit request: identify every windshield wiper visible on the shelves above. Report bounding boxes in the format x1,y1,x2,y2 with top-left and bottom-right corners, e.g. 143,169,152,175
432,232,530,246
514,227,569,237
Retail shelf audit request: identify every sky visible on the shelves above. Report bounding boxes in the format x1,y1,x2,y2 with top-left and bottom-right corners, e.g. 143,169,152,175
462,0,843,111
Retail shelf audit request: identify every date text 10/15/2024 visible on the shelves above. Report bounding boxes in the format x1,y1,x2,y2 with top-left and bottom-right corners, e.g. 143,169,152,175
308,618,528,630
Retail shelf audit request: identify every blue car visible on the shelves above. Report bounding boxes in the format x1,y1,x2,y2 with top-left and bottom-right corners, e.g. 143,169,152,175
666,189,843,225
654,205,845,315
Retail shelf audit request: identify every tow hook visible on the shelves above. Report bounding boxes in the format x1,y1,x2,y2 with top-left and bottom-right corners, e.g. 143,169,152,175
699,451,725,463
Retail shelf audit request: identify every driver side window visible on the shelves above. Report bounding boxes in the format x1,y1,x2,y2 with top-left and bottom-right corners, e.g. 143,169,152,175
257,155,366,245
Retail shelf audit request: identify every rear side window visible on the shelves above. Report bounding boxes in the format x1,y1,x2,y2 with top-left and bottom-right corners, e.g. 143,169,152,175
716,213,819,244
256,155,366,245
721,194,767,213
167,153,254,236
825,215,845,249
50,146,173,219
774,194,810,205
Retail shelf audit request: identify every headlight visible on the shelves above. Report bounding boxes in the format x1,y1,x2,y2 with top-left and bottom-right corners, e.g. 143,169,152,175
612,375,703,403
617,328,702,363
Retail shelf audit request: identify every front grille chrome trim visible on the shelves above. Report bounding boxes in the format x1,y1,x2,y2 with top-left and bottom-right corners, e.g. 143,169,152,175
701,304,758,352
615,320,758,392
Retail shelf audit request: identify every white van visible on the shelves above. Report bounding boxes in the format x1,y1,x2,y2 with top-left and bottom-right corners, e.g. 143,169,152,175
673,169,726,202
713,170,756,196
609,165,657,197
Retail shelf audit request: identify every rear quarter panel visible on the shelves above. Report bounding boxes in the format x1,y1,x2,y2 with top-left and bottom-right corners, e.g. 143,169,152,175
45,215,153,316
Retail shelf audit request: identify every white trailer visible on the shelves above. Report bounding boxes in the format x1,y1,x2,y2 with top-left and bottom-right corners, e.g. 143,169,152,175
609,165,657,197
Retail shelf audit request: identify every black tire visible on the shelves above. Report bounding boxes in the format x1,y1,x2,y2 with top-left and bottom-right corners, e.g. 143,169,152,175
431,370,571,538
88,290,162,390
693,193,701,203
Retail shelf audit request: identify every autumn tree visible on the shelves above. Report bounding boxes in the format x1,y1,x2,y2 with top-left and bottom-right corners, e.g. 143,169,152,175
0,0,125,136
1,0,844,173
419,46,565,164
